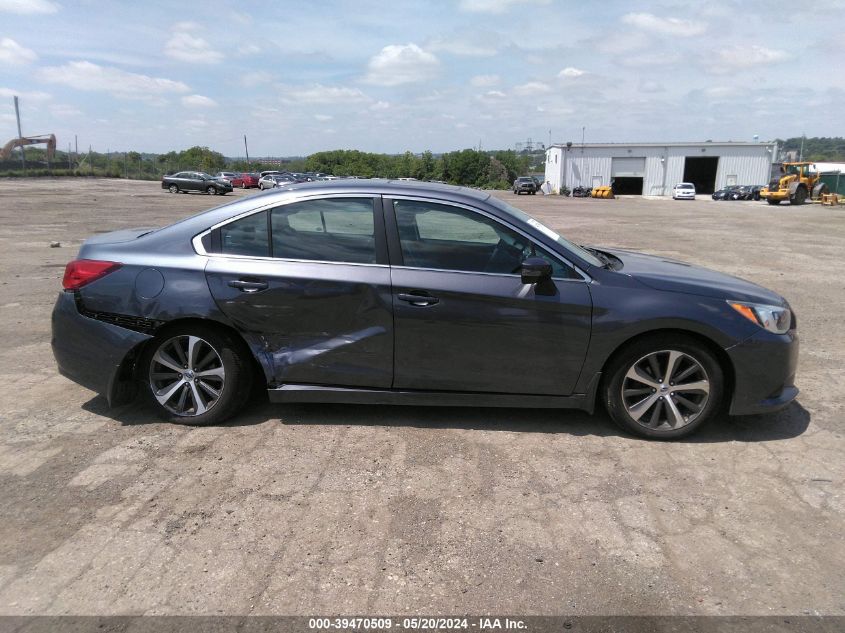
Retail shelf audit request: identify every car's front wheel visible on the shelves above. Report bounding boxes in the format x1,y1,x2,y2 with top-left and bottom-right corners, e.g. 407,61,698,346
168,184,178,194
206,186,217,195
142,325,253,426
603,335,724,439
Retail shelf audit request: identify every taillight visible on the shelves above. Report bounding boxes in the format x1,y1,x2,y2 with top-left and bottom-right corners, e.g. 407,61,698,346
62,260,121,291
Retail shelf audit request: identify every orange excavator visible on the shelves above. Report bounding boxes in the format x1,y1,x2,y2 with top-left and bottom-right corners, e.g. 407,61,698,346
0,133,56,161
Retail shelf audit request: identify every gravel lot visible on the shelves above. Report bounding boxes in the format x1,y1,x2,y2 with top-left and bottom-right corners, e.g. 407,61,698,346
0,178,842,616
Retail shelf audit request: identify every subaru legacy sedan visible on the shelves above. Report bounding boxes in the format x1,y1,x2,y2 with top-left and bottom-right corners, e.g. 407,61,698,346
52,180,798,439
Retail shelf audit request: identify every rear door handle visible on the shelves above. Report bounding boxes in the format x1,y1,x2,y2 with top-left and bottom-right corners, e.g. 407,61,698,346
397,292,439,306
228,279,269,293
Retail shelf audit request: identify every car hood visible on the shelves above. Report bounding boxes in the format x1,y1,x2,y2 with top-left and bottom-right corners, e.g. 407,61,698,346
603,248,786,305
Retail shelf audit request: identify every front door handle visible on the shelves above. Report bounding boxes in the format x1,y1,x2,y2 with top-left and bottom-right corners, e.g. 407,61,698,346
228,279,269,293
397,292,439,306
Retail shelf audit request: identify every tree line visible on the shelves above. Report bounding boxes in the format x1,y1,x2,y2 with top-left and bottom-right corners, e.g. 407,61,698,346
1,145,538,188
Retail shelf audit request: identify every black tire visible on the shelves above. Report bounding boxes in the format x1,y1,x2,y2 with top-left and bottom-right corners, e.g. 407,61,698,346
141,323,254,426
206,186,217,195
168,184,178,194
790,187,807,205
603,334,724,440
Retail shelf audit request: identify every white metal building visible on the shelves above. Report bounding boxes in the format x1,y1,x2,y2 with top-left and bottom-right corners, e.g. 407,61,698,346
543,141,777,196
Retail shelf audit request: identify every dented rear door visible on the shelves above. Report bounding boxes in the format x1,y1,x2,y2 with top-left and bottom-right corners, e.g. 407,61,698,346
204,195,393,388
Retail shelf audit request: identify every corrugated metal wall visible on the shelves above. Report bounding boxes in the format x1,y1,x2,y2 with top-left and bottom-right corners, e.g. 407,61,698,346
544,143,775,196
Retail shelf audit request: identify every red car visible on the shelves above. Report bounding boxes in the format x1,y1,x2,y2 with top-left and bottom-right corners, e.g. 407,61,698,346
239,172,259,188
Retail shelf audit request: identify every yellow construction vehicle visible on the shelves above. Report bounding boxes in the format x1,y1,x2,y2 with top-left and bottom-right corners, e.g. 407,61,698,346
759,161,828,205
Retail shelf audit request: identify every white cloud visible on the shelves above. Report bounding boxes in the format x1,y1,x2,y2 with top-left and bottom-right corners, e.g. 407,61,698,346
622,12,706,37
164,27,223,64
241,71,273,87
470,74,500,87
716,45,789,69
428,33,499,57
0,86,50,101
363,43,439,86
181,94,217,107
558,67,585,78
37,61,190,100
484,90,506,98
512,81,551,96
0,37,37,64
314,114,333,121
237,43,260,56
370,100,390,110
0,0,58,14
282,83,368,104
49,103,81,117
459,0,549,14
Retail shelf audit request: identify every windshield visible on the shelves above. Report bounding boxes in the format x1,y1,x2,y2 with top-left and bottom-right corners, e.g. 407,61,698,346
487,197,604,268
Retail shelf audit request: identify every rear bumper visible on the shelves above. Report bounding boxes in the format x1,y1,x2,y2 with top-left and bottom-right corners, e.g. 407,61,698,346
51,292,151,404
726,328,799,415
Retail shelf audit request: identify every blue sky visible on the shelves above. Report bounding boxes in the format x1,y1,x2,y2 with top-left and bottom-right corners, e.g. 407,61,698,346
1,0,843,157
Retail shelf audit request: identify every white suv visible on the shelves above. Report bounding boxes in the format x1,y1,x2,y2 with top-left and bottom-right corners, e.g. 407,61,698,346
672,183,696,200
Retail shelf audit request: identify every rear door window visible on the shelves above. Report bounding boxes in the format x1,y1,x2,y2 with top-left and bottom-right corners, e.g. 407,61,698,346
270,198,376,264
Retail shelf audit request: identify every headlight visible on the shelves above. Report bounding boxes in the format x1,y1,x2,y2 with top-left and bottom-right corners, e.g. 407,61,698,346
728,300,792,334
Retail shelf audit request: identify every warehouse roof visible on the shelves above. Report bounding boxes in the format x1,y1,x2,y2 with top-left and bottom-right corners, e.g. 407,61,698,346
549,141,776,149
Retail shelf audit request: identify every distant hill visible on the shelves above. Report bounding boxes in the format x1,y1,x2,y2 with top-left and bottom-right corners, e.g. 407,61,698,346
777,137,845,161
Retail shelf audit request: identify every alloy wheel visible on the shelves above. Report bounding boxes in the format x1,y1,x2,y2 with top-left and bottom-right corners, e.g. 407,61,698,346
149,335,225,417
621,349,710,430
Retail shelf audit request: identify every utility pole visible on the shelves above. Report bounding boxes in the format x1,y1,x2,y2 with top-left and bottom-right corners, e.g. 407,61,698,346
13,96,26,174
67,142,71,169
799,133,805,161
74,135,78,160
243,134,250,167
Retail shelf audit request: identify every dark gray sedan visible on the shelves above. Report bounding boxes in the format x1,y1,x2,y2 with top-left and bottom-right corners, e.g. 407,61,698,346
52,180,798,439
161,171,233,195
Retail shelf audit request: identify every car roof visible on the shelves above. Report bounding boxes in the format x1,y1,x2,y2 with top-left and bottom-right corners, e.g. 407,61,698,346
157,179,493,239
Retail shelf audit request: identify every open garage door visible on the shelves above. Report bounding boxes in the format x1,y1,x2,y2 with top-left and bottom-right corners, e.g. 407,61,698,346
683,156,719,194
611,157,645,195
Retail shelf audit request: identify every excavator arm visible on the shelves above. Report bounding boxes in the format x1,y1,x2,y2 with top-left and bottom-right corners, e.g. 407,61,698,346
0,134,56,160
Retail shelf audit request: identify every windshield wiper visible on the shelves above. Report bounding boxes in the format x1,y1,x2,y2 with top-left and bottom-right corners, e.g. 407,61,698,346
582,245,615,269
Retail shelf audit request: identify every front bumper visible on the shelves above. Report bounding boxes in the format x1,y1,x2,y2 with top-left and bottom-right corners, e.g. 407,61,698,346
725,328,799,415
51,292,151,405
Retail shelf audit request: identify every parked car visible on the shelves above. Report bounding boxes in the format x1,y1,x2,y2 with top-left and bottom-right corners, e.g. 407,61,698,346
513,176,538,195
161,172,232,195
712,185,740,201
258,174,295,190
239,173,260,189
672,183,696,200
53,180,798,440
215,172,245,188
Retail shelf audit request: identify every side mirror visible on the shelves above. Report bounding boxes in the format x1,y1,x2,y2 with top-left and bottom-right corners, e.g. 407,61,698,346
520,257,552,285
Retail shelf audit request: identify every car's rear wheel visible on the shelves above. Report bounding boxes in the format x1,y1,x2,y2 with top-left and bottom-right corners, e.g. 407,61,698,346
603,335,723,439
143,325,253,426
206,186,217,195
168,184,178,194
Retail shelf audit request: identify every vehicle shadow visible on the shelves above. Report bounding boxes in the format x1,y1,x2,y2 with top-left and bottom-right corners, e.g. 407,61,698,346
83,395,811,443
